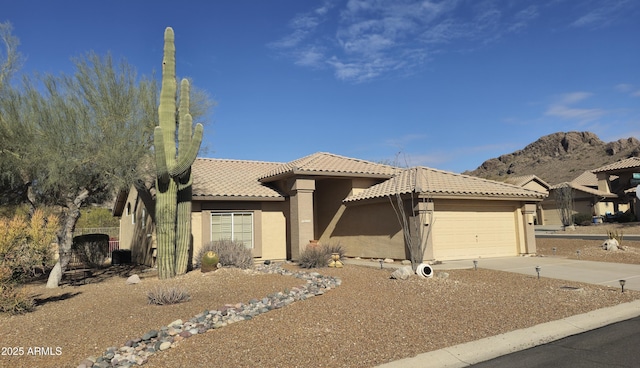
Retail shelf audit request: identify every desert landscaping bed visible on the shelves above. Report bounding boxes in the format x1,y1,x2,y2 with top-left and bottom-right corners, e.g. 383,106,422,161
2,235,640,368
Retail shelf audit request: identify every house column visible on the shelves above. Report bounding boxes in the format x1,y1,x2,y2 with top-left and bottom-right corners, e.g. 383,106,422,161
521,203,537,254
413,201,435,261
289,178,315,260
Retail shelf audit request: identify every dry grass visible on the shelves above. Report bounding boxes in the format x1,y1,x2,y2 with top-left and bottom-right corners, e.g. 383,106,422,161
1,233,640,368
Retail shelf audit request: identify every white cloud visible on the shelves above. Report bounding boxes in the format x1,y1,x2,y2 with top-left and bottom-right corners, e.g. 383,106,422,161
545,92,606,123
615,83,640,98
570,0,634,28
269,0,636,82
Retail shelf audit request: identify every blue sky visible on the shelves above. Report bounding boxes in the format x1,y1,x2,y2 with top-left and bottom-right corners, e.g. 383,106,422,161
3,0,639,173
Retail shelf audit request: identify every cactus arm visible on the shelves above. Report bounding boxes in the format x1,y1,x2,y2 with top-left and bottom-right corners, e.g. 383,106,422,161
169,120,203,176
153,126,169,181
158,27,177,169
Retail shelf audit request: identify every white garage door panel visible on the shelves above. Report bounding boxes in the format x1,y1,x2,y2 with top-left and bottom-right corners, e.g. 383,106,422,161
433,205,517,260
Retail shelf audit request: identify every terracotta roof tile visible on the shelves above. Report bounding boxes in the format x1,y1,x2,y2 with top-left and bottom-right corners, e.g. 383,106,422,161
592,157,640,173
192,158,284,199
504,175,550,189
345,167,546,202
550,181,617,198
259,152,398,181
570,171,598,187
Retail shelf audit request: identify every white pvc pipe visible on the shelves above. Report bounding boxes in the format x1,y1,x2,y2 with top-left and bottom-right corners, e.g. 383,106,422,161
416,263,433,278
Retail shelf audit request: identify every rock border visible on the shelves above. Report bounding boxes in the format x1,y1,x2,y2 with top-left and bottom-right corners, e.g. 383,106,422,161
78,264,341,368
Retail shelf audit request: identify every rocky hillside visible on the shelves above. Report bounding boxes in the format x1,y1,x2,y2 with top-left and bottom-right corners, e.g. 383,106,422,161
464,131,640,185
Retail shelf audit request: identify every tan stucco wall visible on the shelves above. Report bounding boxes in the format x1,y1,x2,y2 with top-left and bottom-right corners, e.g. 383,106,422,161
328,201,406,260
260,202,287,261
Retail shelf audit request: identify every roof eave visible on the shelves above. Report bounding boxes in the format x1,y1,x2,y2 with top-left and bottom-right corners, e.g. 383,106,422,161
193,195,285,202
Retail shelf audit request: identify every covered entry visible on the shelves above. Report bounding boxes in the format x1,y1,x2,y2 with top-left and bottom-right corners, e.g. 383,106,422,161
432,201,518,260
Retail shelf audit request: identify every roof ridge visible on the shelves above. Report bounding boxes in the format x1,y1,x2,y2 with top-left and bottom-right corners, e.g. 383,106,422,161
196,157,284,165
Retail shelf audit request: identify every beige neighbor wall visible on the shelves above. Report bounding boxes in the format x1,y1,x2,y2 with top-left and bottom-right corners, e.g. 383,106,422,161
118,187,155,266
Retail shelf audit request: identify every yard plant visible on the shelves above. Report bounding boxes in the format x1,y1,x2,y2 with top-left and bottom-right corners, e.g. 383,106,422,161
154,27,204,279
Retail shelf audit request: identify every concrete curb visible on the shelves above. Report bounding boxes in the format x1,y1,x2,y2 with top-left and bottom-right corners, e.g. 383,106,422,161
375,299,640,367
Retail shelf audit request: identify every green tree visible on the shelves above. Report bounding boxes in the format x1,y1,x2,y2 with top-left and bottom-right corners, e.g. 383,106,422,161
0,51,159,288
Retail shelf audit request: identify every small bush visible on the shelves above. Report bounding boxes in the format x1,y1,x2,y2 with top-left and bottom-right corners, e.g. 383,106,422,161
0,283,36,315
195,239,253,269
573,213,592,226
146,286,191,305
299,243,345,269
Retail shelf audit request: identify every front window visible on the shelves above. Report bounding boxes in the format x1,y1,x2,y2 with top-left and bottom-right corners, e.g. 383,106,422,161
211,212,253,249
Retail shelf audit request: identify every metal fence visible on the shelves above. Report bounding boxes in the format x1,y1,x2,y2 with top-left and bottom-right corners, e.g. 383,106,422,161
74,227,119,239
108,240,120,256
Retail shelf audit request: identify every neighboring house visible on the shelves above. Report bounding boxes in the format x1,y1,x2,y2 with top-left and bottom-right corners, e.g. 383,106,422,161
539,157,640,226
114,152,546,266
503,175,549,224
592,157,640,217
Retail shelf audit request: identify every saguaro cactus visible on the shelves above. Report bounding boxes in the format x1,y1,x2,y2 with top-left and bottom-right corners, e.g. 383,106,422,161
154,27,203,279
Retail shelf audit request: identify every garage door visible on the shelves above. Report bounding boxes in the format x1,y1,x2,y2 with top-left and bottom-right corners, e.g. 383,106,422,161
432,203,518,260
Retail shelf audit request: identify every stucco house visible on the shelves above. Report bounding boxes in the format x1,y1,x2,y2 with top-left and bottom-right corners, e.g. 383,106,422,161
114,152,546,266
503,175,549,224
539,157,640,226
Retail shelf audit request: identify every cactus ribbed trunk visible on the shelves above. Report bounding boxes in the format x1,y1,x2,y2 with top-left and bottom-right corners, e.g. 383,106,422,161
154,27,203,279
175,169,192,275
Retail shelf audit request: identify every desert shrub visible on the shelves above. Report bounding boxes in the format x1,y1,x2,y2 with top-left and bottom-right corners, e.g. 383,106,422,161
573,213,592,226
195,239,253,269
0,209,59,281
0,210,58,315
72,233,110,267
0,283,35,314
146,286,191,305
299,243,345,269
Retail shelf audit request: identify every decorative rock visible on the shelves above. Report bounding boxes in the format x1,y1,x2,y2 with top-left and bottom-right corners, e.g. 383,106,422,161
401,260,411,265
384,258,394,263
142,330,158,341
77,358,94,368
436,271,450,279
84,264,343,368
390,266,413,280
126,274,140,284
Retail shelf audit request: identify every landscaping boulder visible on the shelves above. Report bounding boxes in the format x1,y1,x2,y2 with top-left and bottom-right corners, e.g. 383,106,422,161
602,239,619,251
390,266,413,280
126,274,140,284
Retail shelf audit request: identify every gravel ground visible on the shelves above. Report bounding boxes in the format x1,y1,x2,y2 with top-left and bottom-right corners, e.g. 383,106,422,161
2,231,640,368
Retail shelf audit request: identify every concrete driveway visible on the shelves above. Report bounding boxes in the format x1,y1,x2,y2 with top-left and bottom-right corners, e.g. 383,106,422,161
434,257,640,291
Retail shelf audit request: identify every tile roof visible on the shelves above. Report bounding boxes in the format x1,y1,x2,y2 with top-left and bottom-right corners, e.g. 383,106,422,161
259,152,398,182
570,171,598,187
592,157,640,173
192,158,284,200
549,181,617,198
345,167,547,202
504,175,550,189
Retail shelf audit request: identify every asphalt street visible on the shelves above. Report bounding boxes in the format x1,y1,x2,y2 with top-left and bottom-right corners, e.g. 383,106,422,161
469,315,640,368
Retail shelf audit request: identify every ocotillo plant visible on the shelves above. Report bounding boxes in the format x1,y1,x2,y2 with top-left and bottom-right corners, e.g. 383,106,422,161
154,27,203,279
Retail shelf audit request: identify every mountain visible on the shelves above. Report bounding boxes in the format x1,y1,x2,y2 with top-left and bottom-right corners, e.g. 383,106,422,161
464,131,640,185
